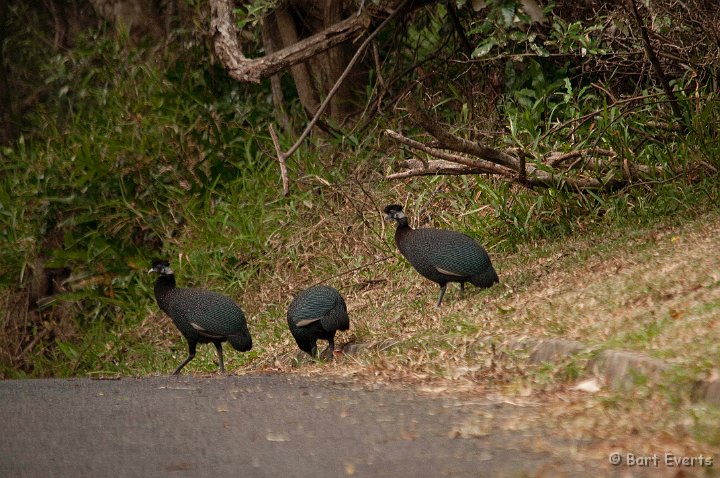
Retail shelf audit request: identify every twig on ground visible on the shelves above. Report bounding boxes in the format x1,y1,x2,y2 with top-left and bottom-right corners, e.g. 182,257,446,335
269,125,290,196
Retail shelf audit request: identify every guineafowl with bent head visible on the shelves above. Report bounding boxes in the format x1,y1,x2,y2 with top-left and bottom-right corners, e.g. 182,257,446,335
287,285,349,359
384,204,499,307
149,259,252,374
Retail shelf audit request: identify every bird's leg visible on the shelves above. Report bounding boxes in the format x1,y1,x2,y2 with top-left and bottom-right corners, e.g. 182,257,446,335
173,341,197,375
436,284,447,307
460,282,465,299
324,338,336,361
214,342,225,373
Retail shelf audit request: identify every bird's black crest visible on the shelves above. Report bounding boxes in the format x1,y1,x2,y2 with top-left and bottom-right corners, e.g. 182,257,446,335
151,259,170,268
383,204,404,214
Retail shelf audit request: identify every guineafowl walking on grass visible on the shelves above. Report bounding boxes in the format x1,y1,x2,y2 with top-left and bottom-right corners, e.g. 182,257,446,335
287,285,349,359
384,204,499,307
149,260,252,375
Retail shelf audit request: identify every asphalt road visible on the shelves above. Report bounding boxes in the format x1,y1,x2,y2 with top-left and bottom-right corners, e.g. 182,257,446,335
0,375,603,477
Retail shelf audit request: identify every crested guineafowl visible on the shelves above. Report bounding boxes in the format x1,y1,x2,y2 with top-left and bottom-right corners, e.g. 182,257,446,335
287,285,349,359
149,259,252,374
384,204,499,307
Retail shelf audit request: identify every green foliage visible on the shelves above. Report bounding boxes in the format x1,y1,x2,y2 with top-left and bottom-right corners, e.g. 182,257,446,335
468,0,556,58
233,0,281,30
0,22,291,376
3,30,273,275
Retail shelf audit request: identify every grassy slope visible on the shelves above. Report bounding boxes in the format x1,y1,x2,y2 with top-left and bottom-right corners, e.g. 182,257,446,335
129,182,720,455
223,199,720,459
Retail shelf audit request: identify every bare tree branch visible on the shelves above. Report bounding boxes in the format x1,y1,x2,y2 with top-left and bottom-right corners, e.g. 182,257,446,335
386,159,486,179
210,0,370,83
386,153,627,190
546,148,617,167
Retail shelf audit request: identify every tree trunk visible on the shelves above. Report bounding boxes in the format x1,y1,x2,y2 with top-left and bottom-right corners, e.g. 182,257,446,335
271,5,321,116
263,0,367,124
320,0,352,122
262,16,295,135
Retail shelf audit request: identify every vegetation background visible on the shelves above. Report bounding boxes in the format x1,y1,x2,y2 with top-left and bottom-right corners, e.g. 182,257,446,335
1,0,719,453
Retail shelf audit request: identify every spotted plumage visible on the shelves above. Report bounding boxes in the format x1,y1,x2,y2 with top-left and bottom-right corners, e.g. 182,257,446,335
287,285,349,358
149,259,252,374
384,204,499,306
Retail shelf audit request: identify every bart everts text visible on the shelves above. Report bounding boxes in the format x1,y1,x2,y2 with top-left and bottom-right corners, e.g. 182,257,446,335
608,452,714,467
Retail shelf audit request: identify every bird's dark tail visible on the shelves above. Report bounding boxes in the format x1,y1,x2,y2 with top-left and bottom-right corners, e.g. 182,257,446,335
228,332,252,352
472,266,499,288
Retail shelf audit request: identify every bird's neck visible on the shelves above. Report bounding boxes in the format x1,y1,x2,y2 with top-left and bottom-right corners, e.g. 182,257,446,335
394,219,412,240
154,274,176,299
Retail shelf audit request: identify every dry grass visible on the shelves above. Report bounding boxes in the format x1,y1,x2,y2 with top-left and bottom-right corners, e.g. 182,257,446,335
228,183,720,461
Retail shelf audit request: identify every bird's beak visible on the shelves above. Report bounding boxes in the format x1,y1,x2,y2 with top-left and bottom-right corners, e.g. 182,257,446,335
148,268,156,274
384,213,394,221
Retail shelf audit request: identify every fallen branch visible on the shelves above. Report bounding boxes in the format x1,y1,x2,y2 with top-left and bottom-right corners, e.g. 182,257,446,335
387,156,627,189
518,153,527,184
269,125,289,195
406,97,520,170
384,129,514,177
389,93,670,190
547,149,664,176
546,148,617,167
386,159,485,179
